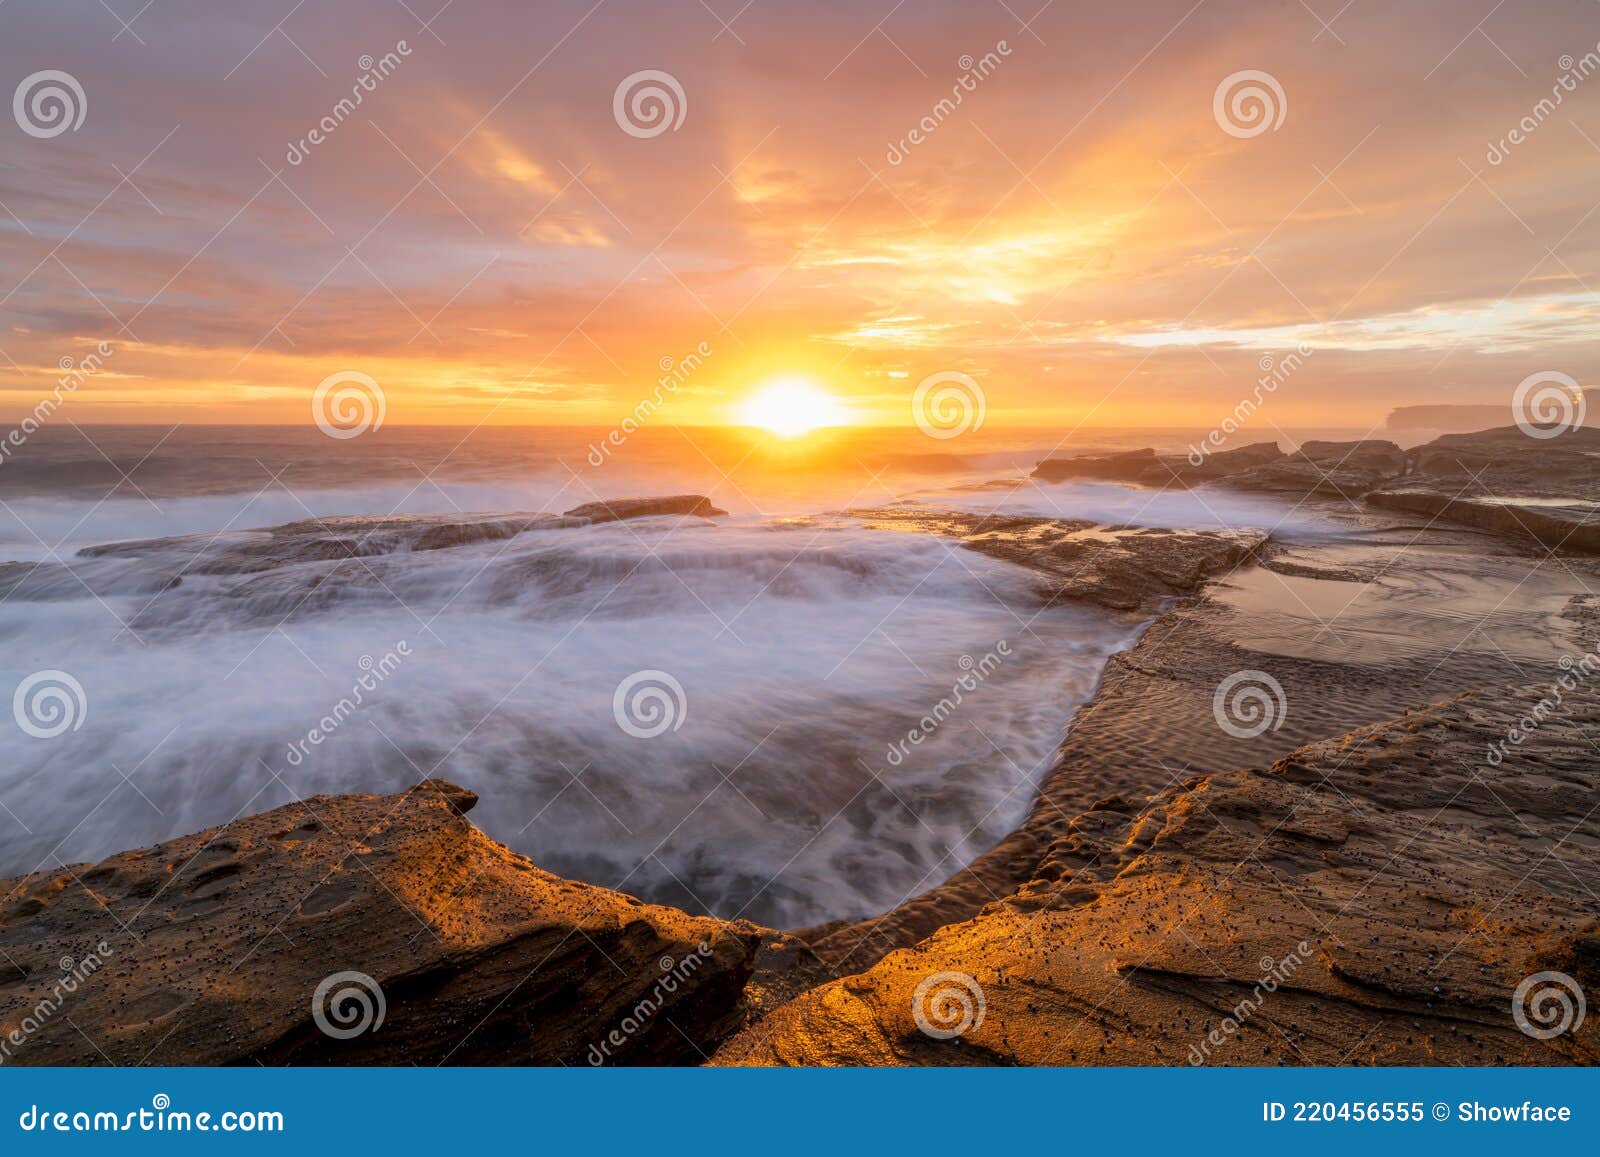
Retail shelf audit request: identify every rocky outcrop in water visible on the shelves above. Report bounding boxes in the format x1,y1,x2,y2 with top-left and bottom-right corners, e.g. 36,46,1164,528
0,495,730,626
1032,429,1600,552
1365,428,1600,551
1226,439,1407,502
72,495,728,574
1032,443,1283,487
843,507,1266,612
564,495,727,524
0,780,762,1065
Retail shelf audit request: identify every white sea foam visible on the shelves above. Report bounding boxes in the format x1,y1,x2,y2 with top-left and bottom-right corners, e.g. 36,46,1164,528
0,501,1145,927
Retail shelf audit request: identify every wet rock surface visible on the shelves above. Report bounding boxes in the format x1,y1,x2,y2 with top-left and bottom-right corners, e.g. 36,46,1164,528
4,490,1597,1068
1367,427,1600,551
716,677,1600,1066
1032,443,1284,487
842,506,1267,612
0,495,729,630
0,780,762,1065
1227,439,1408,502
1033,428,1600,552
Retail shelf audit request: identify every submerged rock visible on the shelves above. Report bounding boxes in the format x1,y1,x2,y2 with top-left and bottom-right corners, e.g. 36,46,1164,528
74,495,728,577
0,780,762,1065
845,506,1266,612
0,496,732,629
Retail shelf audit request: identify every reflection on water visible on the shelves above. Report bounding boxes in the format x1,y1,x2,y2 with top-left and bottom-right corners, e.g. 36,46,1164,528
1211,542,1580,666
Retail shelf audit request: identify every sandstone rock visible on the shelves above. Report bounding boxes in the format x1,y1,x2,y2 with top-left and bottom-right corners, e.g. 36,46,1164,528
1227,439,1405,502
1032,448,1162,484
845,507,1266,612
1366,492,1600,552
716,682,1600,1066
1364,428,1600,552
73,495,727,577
0,780,762,1066
1031,443,1284,488
563,495,727,523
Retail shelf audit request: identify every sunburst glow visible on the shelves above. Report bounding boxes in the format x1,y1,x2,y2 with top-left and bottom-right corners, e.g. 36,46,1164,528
736,378,850,438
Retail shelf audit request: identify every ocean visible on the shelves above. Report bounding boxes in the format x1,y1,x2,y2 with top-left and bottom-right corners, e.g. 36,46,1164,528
0,424,1354,927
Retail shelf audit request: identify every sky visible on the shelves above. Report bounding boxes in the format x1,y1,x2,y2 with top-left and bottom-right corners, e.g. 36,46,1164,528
2,0,1598,430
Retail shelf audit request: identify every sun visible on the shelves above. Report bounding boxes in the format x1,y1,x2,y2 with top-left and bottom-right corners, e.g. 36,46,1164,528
736,378,850,438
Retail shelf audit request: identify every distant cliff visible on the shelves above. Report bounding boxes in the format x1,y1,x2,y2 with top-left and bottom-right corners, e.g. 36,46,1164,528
1385,404,1507,432
1388,388,1598,432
